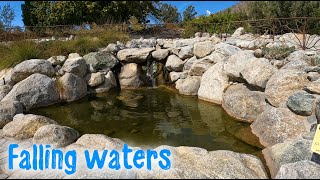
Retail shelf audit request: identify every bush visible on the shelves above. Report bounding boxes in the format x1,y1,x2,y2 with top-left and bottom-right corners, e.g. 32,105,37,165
262,46,295,60
0,29,129,69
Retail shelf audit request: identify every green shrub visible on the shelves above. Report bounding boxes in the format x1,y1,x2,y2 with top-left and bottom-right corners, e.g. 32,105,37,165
262,46,295,60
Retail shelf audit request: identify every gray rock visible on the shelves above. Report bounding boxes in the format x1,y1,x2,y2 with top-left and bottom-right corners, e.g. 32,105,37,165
58,73,87,102
286,50,309,62
305,66,320,73
224,51,255,79
178,46,193,60
85,72,105,87
74,134,124,150
275,160,320,179
193,41,215,58
188,52,225,76
169,71,188,82
61,57,88,77
0,100,24,128
251,107,308,147
95,71,117,93
183,56,198,71
222,84,267,123
10,59,55,83
117,48,154,63
47,56,66,66
232,27,245,37
1,73,60,110
304,79,320,95
286,91,316,116
254,49,264,58
262,134,313,178
281,59,309,70
165,55,185,72
151,49,169,61
33,124,80,148
3,114,57,139
101,43,120,54
0,84,12,101
315,98,320,123
240,58,278,89
119,63,143,88
83,51,119,70
214,43,241,57
307,72,320,81
68,53,80,59
198,61,229,104
176,76,201,96
265,69,309,107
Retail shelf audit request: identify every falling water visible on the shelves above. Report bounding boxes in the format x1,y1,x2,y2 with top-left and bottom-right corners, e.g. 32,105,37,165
146,60,158,87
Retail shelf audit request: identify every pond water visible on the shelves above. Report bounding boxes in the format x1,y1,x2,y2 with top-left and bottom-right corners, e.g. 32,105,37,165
30,86,262,155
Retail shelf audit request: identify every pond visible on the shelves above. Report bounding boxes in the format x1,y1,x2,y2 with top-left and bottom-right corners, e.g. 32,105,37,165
30,86,262,155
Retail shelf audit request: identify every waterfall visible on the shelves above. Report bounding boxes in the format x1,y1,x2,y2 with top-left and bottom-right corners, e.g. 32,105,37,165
146,60,157,87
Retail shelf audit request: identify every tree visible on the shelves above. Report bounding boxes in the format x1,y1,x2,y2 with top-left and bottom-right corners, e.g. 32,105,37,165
0,3,15,27
21,1,160,26
157,3,181,23
183,5,197,22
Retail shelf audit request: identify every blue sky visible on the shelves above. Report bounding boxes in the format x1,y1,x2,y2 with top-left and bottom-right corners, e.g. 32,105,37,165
0,1,238,26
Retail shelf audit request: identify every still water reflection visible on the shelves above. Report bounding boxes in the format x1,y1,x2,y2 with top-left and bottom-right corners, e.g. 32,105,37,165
31,86,262,154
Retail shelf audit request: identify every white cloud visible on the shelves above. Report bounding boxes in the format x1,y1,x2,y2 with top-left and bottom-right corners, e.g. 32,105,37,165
206,10,212,15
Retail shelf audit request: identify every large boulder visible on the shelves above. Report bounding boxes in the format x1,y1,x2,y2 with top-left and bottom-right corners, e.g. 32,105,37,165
57,73,87,102
95,71,117,93
286,91,316,116
151,49,169,61
117,48,154,63
222,84,268,123
240,58,278,89
0,100,24,128
198,61,229,104
61,57,88,77
189,52,226,76
85,72,105,87
193,41,215,58
176,76,201,96
232,27,245,37
47,56,66,66
165,55,185,72
183,56,198,71
1,73,60,110
213,43,241,57
3,114,57,139
119,63,143,89
0,84,12,101
178,46,193,60
251,107,308,147
83,52,119,70
275,160,320,179
138,147,268,179
281,59,308,70
262,133,313,178
224,51,255,80
265,69,309,107
33,124,80,148
74,134,124,150
10,59,55,83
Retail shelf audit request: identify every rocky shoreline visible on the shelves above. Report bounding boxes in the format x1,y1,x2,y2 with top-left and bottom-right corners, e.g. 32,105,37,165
1,27,320,178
